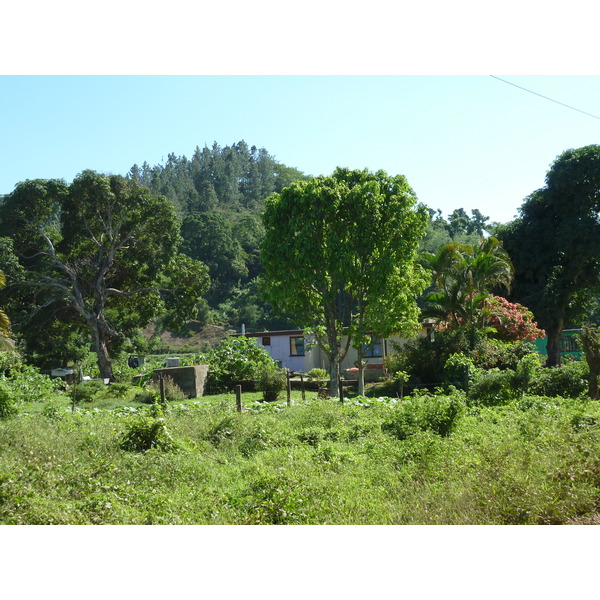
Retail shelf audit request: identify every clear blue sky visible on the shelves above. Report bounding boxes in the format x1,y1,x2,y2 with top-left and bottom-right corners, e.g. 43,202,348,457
1,75,599,224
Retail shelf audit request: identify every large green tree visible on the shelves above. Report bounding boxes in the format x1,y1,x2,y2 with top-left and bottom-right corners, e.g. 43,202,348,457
261,168,428,396
499,145,600,366
0,171,210,379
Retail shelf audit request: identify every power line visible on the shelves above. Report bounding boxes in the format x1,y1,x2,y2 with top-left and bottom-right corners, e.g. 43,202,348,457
490,75,600,121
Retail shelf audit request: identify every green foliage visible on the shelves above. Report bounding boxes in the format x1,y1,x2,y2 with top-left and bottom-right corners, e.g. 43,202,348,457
444,353,473,390
3,364,62,403
0,393,599,524
205,336,276,393
120,414,179,452
262,167,428,395
149,376,187,403
421,237,514,346
72,381,107,404
528,360,589,399
468,369,520,406
0,350,22,377
256,364,286,402
133,387,159,405
306,368,327,383
500,145,600,366
0,380,18,419
0,172,210,380
469,355,585,405
381,394,465,440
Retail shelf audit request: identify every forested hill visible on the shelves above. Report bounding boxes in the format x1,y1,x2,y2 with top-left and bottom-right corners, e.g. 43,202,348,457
127,140,308,217
125,141,308,333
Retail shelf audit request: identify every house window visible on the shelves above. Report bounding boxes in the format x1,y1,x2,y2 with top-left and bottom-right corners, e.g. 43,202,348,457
362,336,383,358
290,336,305,356
262,337,271,346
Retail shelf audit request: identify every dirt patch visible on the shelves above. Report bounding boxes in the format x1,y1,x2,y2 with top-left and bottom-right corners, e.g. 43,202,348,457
565,512,600,525
142,322,231,351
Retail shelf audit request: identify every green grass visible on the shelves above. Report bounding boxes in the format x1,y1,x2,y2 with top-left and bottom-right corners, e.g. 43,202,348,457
1,390,600,524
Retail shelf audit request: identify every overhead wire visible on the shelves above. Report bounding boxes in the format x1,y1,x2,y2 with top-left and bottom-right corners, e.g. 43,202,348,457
489,75,600,121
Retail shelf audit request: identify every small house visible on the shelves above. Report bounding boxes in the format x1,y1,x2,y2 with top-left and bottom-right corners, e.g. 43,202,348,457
236,324,434,378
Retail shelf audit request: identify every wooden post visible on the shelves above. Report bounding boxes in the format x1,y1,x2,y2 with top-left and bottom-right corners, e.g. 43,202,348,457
300,374,306,402
286,370,291,407
339,377,344,404
235,384,242,413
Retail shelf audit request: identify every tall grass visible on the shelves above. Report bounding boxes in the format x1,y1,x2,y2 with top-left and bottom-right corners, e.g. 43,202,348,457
0,393,599,524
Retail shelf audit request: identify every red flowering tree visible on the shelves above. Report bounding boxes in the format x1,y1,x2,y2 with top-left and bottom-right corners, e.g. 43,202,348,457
483,295,544,342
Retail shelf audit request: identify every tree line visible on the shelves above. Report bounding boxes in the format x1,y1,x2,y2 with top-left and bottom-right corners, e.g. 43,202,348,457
1,141,600,383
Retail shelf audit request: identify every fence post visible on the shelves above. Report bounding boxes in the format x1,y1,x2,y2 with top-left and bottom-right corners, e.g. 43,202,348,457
286,370,291,407
300,374,306,402
339,377,344,404
235,384,242,413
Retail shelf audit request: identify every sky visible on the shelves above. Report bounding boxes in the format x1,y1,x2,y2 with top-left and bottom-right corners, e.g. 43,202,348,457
1,74,599,225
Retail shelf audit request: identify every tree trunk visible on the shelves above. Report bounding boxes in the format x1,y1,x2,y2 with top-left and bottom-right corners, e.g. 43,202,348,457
545,320,564,367
90,322,115,381
357,348,365,397
328,350,340,397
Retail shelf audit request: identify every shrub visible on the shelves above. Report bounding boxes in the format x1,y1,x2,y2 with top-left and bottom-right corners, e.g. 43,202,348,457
5,364,63,403
444,353,474,390
133,387,159,404
468,368,519,406
528,360,588,398
106,382,131,399
0,350,22,377
205,336,276,393
471,339,539,371
484,295,545,342
256,364,287,402
0,380,18,419
306,368,327,384
119,414,179,452
72,380,107,403
381,393,465,440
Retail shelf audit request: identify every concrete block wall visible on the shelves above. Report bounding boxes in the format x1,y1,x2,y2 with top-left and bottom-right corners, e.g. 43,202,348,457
153,365,209,399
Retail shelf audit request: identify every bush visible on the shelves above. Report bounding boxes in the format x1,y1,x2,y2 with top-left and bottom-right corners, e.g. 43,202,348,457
133,387,159,404
72,380,107,403
205,336,276,393
381,393,465,440
306,368,327,384
256,364,287,402
5,364,63,403
468,368,519,406
119,414,179,452
528,360,588,398
0,350,22,377
0,380,18,419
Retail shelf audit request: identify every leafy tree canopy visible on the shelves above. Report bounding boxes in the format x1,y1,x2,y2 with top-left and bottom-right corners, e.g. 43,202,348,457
498,145,600,366
0,171,210,377
261,167,428,396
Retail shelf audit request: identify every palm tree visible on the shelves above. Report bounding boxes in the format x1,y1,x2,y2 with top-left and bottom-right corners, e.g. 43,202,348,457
421,237,514,346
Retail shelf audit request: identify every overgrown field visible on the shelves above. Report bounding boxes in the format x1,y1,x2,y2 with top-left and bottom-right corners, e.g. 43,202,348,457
1,391,600,524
